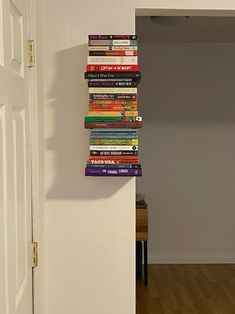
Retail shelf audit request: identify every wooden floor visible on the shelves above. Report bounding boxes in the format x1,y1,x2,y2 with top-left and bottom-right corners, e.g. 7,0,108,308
136,264,235,314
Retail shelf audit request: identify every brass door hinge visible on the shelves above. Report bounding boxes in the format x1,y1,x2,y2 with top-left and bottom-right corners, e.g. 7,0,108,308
28,40,35,67
32,242,38,268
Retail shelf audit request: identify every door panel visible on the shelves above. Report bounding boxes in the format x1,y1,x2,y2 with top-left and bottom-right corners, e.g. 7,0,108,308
0,104,8,314
0,0,33,313
12,108,28,306
0,1,4,66
9,0,23,75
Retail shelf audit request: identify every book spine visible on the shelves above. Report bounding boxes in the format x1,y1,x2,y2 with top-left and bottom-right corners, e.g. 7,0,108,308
87,56,137,65
84,71,141,79
90,135,137,140
89,100,137,105
90,131,137,135
89,94,137,100
85,116,142,122
85,168,142,176
88,39,137,46
90,132,136,135
88,159,139,165
90,132,137,136
89,145,138,151
91,128,137,132
89,50,137,56
86,65,139,72
90,155,138,159
90,139,138,145
84,121,142,128
88,81,139,87
88,111,138,117
88,87,137,94
88,46,138,51
90,150,138,156
88,35,137,40
89,78,136,82
86,163,141,168
89,105,137,111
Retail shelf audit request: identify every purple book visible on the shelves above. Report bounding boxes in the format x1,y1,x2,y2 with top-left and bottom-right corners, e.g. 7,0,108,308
85,167,142,177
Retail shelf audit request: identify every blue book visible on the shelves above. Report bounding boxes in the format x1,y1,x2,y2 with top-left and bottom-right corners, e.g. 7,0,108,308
91,128,137,132
90,134,138,139
86,164,141,169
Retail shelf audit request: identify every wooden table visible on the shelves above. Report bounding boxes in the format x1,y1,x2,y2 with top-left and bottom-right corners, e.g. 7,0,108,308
136,202,148,285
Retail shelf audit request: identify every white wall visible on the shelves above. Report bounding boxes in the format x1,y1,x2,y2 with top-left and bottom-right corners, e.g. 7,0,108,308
40,2,136,314
137,42,235,263
38,1,235,314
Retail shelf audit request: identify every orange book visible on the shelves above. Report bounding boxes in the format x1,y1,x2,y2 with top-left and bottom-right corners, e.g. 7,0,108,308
88,111,138,117
89,104,137,111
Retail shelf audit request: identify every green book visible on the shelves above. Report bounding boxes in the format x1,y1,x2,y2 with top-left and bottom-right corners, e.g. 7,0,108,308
84,116,142,122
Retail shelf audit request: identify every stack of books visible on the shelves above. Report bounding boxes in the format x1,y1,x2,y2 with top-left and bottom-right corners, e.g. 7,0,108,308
84,34,142,177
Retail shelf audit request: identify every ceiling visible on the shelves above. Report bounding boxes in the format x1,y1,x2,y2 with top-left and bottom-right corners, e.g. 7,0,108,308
136,16,235,43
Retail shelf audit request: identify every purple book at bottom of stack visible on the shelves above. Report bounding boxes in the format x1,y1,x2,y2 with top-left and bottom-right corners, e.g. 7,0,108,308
85,167,142,177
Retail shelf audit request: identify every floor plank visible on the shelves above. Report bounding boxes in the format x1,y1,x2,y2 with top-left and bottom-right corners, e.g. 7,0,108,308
136,264,235,314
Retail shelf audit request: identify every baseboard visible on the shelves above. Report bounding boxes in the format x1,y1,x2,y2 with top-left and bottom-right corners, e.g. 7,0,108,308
149,255,235,264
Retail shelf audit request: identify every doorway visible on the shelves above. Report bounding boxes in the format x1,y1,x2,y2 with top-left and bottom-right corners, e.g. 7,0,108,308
0,0,37,313
136,12,235,313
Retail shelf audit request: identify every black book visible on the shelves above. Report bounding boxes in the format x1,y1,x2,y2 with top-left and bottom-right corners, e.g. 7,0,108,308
88,35,137,40
84,71,141,79
90,150,138,156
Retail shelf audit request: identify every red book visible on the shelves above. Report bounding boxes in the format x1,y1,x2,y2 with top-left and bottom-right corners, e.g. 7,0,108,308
86,65,139,72
88,105,137,111
90,156,138,160
88,159,139,165
84,121,142,129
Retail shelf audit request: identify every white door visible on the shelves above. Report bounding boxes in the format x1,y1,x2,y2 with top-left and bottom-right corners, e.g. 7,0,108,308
0,0,33,313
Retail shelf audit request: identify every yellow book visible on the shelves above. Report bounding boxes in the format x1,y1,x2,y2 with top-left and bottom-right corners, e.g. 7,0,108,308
88,87,137,94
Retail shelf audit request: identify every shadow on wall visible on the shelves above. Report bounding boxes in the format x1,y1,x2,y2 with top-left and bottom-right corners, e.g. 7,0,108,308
46,45,131,200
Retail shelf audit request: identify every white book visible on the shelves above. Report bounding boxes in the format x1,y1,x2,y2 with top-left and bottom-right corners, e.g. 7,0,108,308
88,87,137,94
87,56,137,65
112,39,136,46
88,46,138,51
89,145,138,151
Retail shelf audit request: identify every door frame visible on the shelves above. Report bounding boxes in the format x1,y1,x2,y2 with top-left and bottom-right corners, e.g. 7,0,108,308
135,8,235,17
28,0,45,313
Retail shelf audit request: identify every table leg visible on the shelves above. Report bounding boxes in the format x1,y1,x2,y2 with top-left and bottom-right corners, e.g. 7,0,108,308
136,241,142,280
144,241,148,286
